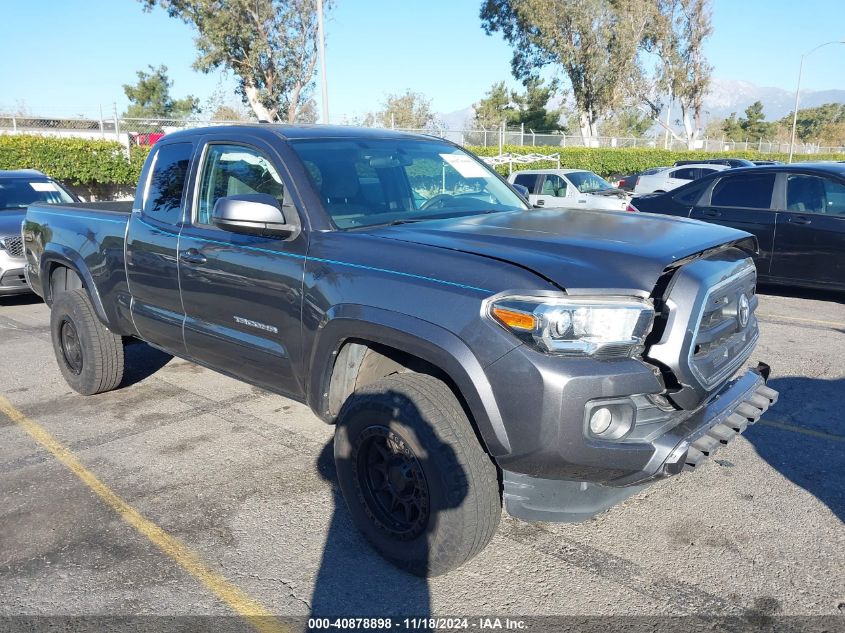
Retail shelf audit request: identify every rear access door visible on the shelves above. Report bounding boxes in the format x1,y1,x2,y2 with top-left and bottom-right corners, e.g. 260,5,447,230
126,140,194,355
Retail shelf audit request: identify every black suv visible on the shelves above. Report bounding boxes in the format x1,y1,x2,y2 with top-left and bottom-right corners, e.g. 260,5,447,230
632,163,845,291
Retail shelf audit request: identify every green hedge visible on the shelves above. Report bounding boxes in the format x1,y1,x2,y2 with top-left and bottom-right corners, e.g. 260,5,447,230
0,135,149,186
470,145,845,178
0,134,842,186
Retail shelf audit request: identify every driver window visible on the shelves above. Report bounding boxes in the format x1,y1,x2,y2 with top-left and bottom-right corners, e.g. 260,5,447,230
541,174,567,197
196,144,284,226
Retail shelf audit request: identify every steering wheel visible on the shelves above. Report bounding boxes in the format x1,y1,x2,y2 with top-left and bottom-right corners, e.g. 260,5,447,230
420,193,454,210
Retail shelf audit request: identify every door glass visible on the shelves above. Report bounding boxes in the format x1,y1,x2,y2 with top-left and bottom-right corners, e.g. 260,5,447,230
540,174,567,197
142,143,193,224
710,173,776,209
513,173,540,192
670,168,696,180
787,174,845,215
196,144,285,225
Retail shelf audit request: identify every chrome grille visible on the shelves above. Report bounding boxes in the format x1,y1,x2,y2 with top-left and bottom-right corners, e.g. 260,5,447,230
1,235,24,258
688,266,758,389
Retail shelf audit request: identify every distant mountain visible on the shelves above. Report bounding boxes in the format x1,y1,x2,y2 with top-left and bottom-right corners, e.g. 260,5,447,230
703,78,845,120
435,78,845,131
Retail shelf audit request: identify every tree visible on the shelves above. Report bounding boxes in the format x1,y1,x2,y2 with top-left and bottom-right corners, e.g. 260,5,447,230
721,113,744,141
473,78,562,131
122,65,199,119
601,108,653,138
481,0,653,140
780,103,845,144
740,101,773,141
473,81,518,129
643,0,713,148
140,0,330,123
371,90,436,129
512,78,562,130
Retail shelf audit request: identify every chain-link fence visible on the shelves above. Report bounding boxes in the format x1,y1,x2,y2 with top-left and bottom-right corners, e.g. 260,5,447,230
1,113,843,155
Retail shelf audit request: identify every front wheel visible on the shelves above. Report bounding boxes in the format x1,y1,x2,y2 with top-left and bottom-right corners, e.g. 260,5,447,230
334,373,501,576
50,289,125,395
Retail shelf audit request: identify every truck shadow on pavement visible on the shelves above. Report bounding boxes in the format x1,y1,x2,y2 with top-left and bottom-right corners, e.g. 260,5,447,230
310,440,434,617
119,339,174,388
309,386,470,619
744,376,844,523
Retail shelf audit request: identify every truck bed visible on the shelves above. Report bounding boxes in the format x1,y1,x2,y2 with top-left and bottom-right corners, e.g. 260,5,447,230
23,201,133,332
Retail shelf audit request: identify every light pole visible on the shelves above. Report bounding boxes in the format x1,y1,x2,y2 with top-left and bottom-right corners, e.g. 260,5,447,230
788,40,844,163
317,0,329,124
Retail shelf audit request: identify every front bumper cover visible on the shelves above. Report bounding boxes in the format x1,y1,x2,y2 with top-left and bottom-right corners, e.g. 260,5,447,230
502,364,778,522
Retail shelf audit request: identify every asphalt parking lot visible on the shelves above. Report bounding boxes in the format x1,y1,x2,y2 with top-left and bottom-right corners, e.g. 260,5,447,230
1,287,843,627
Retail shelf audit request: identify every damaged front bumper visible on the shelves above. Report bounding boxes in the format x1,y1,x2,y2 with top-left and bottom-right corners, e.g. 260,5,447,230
502,364,779,523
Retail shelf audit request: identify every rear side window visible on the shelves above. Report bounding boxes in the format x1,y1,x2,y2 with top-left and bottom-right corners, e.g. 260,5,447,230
142,142,193,223
710,173,776,209
673,179,710,205
670,168,697,180
513,173,540,193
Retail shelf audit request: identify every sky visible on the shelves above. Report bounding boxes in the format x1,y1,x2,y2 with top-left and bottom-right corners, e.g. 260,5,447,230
1,0,843,122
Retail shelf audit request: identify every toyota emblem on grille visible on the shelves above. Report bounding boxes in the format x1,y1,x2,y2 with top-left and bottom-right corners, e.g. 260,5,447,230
738,293,750,328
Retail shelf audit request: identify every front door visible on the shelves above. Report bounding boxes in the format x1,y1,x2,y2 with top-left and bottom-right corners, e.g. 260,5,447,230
771,173,845,289
690,171,778,276
177,137,308,398
535,173,578,209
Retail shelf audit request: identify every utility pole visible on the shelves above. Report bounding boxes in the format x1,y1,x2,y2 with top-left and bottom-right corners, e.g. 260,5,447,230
317,0,329,124
789,40,844,163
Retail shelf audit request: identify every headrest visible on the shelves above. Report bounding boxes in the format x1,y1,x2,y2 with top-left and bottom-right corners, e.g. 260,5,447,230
320,161,359,199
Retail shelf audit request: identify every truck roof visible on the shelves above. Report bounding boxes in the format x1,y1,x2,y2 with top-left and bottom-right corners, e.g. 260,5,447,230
163,124,439,142
0,169,50,179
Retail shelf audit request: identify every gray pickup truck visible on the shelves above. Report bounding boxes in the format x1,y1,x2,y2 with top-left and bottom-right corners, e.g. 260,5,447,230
23,125,777,576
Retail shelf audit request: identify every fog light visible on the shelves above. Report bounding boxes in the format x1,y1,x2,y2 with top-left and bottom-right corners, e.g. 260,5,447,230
585,399,635,440
589,407,613,435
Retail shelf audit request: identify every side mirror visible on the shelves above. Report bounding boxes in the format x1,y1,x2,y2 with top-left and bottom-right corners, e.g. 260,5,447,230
212,193,297,238
512,183,530,199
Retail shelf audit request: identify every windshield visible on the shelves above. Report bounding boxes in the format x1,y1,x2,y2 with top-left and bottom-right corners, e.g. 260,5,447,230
566,171,614,194
288,138,528,229
0,178,75,210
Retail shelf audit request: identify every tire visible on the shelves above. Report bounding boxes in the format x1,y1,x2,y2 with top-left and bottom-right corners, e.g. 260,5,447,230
50,289,125,395
334,373,501,576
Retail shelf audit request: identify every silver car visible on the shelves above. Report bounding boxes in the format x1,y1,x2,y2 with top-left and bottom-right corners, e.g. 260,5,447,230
633,163,728,194
0,170,77,296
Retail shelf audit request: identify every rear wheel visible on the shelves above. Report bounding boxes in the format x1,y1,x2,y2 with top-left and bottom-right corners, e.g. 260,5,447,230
50,289,124,395
334,373,501,576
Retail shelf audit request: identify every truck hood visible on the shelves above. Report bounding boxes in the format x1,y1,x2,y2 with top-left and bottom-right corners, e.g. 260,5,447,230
0,210,25,237
369,209,755,292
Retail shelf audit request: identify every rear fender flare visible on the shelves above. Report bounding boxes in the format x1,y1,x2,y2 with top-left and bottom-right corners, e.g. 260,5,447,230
39,245,109,326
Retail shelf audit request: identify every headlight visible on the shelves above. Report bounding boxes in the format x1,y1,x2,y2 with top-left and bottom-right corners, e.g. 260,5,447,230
486,295,654,358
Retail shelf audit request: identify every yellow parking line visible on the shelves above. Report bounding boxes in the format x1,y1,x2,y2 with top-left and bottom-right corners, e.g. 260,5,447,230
0,395,287,633
757,417,844,442
756,313,844,328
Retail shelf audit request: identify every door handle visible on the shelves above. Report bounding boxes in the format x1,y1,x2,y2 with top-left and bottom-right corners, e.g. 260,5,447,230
179,248,207,265
703,209,721,218
787,215,811,225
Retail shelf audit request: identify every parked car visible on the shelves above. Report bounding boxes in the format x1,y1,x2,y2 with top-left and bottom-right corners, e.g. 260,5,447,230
674,158,755,168
751,160,783,166
24,125,777,575
508,169,629,211
1,169,77,297
633,163,728,194
616,166,667,192
631,163,845,291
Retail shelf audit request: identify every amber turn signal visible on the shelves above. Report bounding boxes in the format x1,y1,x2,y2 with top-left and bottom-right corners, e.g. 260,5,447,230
491,306,536,331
